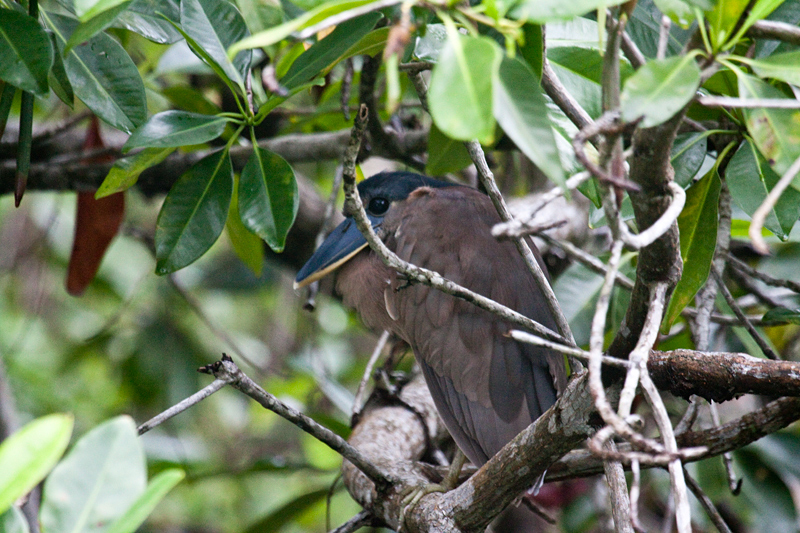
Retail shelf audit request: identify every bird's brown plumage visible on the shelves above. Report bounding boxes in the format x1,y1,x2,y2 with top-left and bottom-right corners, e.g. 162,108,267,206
335,184,567,466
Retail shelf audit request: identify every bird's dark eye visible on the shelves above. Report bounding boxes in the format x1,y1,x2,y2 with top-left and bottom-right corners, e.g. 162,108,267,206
368,197,390,215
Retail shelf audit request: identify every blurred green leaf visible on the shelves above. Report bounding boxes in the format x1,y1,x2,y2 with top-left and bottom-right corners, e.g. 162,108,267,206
238,146,298,252
40,416,146,533
494,55,564,187
123,111,229,151
553,262,606,345
728,139,800,239
227,176,265,276
425,123,472,176
0,83,17,139
429,33,501,145
654,0,698,27
235,0,283,34
74,0,128,21
47,32,74,107
762,306,800,324
662,169,721,332
738,50,800,87
155,149,233,274
509,0,628,23
46,12,146,133
0,414,73,516
0,507,29,533
244,488,330,533
519,23,543,76
708,0,751,48
96,147,175,198
335,26,389,64
65,1,132,52
0,9,54,95
546,47,603,119
181,0,251,89
414,23,446,61
281,12,381,90
621,54,701,128
105,469,185,533
114,0,181,44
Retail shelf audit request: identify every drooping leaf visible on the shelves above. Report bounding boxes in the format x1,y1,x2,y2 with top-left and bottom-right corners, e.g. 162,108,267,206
123,111,229,151
97,148,174,198
40,416,146,533
238,146,298,252
47,31,74,106
738,74,800,180
114,0,182,44
0,9,53,95
46,12,146,133
0,414,73,516
518,23,544,77
227,177,265,276
662,169,721,332
509,0,629,23
727,139,800,239
65,1,132,52
425,123,472,176
104,469,185,533
155,150,233,274
621,54,701,127
429,33,501,145
281,12,381,90
180,0,251,89
493,55,564,187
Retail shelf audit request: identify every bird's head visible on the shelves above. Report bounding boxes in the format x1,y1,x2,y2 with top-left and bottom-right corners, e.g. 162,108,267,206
294,171,456,289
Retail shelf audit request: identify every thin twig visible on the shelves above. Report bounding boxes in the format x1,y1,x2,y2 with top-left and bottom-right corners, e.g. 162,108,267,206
399,61,435,73
604,440,634,533
725,252,800,294
509,330,631,367
629,460,645,533
542,59,593,131
683,470,734,533
137,378,228,435
698,96,800,109
747,20,800,46
538,233,635,290
749,154,800,254
352,330,390,420
711,265,779,360
330,510,374,533
657,15,671,60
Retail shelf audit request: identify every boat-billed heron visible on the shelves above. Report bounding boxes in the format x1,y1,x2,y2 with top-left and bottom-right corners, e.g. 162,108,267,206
295,171,567,468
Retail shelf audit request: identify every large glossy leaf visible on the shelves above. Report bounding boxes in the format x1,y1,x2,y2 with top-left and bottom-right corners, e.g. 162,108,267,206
738,74,800,180
281,12,381,91
238,147,298,252
671,132,708,188
493,55,564,186
65,1,132,52
181,0,251,88
46,12,146,133
229,0,395,54
727,139,800,239
105,469,185,533
0,9,53,95
509,0,628,22
546,47,603,119
662,169,721,331
155,150,233,274
429,34,501,145
425,123,472,176
621,54,701,127
0,414,73,516
114,0,181,44
738,50,800,87
40,416,146,533
123,111,229,151
226,177,264,276
96,147,175,198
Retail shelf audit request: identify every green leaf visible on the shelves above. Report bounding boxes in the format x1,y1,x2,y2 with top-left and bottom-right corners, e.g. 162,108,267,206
47,31,74,107
229,0,393,55
662,169,721,332
155,149,233,274
281,12,381,91
519,23,543,77
0,82,16,138
621,54,701,128
493,55,564,187
653,0,698,27
114,0,181,44
414,23,446,61
74,0,129,22
238,146,298,252
509,0,629,23
425,123,472,176
0,414,73,516
227,176,264,276
671,132,709,188
0,9,54,95
105,469,185,533
0,507,30,533
65,1,132,53
727,139,800,239
180,0,251,89
243,488,330,533
728,0,786,46
546,47,603,119
762,306,800,324
738,50,800,87
335,26,389,63
40,416,146,533
708,0,750,48
46,12,146,133
235,0,283,34
738,74,800,179
123,111,229,151
429,34,501,145
96,147,174,198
